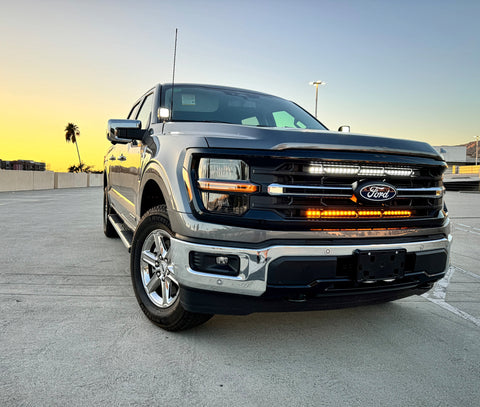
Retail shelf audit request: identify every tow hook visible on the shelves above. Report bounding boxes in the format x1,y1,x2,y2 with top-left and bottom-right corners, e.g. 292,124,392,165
288,294,307,303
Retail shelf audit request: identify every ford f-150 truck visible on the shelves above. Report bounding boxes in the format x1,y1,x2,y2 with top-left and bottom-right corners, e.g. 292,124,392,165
104,83,451,331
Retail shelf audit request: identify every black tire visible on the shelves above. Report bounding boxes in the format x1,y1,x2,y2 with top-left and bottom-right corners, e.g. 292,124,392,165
130,205,213,331
103,187,118,238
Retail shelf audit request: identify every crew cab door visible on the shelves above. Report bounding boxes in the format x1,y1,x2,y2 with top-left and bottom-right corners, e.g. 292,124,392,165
122,92,154,223
108,92,154,228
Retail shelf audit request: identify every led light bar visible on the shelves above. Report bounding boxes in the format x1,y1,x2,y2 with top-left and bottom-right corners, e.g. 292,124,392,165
197,180,258,193
305,209,412,219
383,210,412,217
357,210,382,217
306,163,414,177
306,210,357,218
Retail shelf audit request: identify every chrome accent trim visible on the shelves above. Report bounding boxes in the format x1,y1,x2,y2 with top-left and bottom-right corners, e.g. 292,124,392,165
397,186,444,198
107,119,141,143
268,183,352,197
267,183,443,198
169,235,452,297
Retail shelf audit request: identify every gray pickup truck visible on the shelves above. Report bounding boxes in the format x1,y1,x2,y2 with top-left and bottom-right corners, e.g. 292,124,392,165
104,83,451,331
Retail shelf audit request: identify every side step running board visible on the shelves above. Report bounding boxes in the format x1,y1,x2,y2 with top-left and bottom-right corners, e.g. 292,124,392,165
108,214,134,251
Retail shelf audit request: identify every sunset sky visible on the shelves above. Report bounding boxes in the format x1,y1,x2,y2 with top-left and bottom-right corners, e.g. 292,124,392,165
1,0,478,172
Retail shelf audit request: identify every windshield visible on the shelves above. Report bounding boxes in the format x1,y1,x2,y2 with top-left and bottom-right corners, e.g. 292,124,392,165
161,85,327,130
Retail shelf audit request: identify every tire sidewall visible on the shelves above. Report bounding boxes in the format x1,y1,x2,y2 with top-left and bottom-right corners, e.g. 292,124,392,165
130,209,183,325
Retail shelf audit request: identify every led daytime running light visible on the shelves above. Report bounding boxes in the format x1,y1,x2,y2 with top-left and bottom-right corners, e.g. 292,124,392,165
306,163,414,177
197,180,258,193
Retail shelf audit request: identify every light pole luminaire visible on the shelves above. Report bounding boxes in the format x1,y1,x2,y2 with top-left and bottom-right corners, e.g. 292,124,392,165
309,80,326,118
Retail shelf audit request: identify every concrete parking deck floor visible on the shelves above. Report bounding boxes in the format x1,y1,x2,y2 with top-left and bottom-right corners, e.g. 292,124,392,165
1,188,479,406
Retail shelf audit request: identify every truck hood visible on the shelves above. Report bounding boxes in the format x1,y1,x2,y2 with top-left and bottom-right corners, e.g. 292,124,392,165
163,122,443,160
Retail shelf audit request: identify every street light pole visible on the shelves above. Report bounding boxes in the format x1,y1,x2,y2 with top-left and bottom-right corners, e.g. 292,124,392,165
475,135,479,166
309,80,326,118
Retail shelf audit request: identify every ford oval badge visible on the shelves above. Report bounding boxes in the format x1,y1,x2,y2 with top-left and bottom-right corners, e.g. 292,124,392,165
357,183,397,202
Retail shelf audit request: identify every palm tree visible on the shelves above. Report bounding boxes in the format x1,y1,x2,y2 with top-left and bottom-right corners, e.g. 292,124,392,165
68,163,92,173
65,123,82,166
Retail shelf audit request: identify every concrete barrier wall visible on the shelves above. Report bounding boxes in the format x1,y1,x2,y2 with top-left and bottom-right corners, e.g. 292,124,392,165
88,173,103,187
54,172,88,189
0,170,102,192
0,170,34,192
33,171,55,190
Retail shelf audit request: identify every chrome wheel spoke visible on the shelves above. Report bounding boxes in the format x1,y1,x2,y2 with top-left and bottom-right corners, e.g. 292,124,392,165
140,229,178,309
141,250,157,268
166,269,177,286
146,272,162,294
161,279,170,306
154,233,168,259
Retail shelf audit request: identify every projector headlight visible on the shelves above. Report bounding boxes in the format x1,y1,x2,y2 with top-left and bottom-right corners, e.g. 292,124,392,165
196,158,258,215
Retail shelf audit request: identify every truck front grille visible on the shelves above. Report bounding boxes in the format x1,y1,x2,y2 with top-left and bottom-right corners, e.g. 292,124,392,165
249,157,445,227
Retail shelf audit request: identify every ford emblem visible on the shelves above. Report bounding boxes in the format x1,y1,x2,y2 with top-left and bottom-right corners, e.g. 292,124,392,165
357,182,397,202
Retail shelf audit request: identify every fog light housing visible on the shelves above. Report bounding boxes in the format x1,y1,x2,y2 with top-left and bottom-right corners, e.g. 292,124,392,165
189,252,240,276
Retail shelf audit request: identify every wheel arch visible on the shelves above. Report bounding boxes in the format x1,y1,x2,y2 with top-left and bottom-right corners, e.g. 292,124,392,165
139,164,172,218
140,179,167,217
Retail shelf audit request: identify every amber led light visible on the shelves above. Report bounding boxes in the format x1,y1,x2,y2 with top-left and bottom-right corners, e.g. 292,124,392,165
197,180,258,193
305,209,412,219
306,210,357,218
357,210,382,217
183,168,193,200
383,210,411,217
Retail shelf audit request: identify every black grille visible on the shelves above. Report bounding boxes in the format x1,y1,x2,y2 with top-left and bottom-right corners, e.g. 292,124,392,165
248,157,445,227
190,150,447,230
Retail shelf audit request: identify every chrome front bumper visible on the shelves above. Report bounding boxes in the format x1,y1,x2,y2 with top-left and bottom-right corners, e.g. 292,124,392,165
169,234,453,297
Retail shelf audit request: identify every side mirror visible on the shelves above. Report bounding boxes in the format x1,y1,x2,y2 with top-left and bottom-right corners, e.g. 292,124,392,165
107,119,144,143
338,125,350,133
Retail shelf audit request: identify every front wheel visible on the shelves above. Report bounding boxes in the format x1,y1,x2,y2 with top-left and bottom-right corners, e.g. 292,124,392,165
130,206,213,331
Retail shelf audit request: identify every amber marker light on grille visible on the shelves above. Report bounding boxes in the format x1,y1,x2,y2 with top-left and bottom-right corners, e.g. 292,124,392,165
305,209,412,219
197,180,258,193
306,210,357,218
383,210,411,217
322,210,357,218
358,210,382,217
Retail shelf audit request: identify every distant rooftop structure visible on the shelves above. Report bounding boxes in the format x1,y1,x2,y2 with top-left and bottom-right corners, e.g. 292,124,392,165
433,146,467,165
0,159,46,171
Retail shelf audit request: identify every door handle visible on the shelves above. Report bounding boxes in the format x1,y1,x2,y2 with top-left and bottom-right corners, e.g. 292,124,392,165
118,155,127,161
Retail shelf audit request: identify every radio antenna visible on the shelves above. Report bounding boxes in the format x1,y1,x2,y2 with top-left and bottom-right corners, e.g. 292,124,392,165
170,28,178,120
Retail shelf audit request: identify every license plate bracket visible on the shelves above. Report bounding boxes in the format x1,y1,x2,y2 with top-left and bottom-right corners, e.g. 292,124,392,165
355,249,406,282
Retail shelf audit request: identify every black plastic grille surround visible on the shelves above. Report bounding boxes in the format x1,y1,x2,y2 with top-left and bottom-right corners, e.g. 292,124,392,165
190,150,447,230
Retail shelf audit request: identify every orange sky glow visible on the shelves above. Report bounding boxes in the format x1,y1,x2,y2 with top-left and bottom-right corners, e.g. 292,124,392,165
1,1,478,172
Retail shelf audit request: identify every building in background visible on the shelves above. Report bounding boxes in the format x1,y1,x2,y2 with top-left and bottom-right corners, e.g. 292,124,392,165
433,146,467,165
0,160,46,171
433,141,478,166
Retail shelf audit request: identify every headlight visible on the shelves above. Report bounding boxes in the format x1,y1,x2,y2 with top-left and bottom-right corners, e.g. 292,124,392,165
196,158,258,215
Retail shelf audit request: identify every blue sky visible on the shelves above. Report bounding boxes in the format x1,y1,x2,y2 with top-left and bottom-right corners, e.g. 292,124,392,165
0,0,479,169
